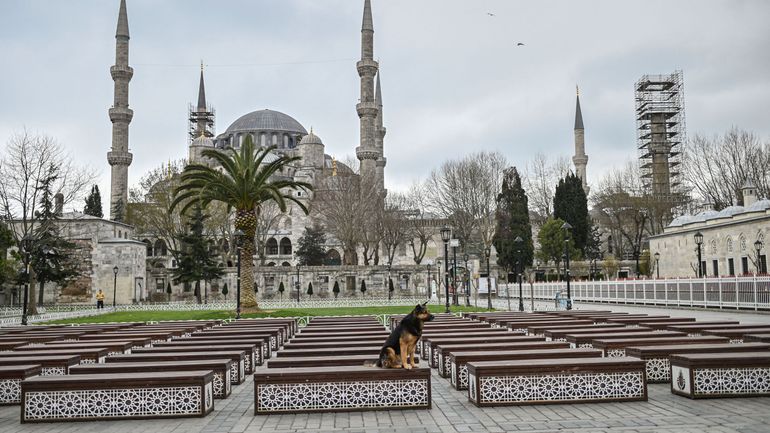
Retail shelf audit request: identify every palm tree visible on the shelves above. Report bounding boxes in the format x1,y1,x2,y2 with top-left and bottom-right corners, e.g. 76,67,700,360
170,136,311,310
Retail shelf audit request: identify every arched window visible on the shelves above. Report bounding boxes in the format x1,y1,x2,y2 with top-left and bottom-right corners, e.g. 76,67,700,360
281,262,291,267
272,133,278,146
727,237,734,253
143,239,153,257
265,238,278,256
279,238,292,255
267,262,276,267
154,239,168,256
324,249,342,266
283,134,289,148
260,133,267,146
709,239,717,255
740,235,747,251
118,230,122,238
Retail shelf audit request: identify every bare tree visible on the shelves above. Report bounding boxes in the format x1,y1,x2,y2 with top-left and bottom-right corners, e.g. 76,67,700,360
683,128,770,210
381,192,409,265
404,181,435,264
254,201,282,265
522,152,572,226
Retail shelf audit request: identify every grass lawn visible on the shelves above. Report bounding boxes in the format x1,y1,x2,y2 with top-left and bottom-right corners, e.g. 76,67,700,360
43,304,493,325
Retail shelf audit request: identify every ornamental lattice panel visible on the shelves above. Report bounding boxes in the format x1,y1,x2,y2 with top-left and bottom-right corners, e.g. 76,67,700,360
693,367,770,395
23,385,210,421
41,367,67,376
606,349,626,357
0,379,22,404
645,358,671,382
477,371,645,403
256,379,429,413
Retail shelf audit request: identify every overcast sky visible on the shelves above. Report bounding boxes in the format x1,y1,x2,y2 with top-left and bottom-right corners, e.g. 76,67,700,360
1,0,769,213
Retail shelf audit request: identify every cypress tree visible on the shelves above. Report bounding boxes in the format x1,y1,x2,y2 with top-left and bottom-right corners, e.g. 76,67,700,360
360,279,367,296
553,173,589,253
171,206,224,304
221,282,228,299
278,281,285,301
306,282,313,299
494,167,534,273
83,185,103,218
332,280,340,298
388,278,395,300
296,224,327,266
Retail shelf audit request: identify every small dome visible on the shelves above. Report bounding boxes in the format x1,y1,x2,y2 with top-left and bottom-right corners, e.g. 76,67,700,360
716,206,745,218
191,135,214,147
299,130,323,145
669,215,694,227
692,210,719,223
747,199,770,212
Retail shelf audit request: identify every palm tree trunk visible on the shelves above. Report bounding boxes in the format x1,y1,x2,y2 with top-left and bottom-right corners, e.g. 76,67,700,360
236,208,258,309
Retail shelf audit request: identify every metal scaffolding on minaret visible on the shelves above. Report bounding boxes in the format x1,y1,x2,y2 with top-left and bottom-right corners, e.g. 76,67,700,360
107,0,134,221
635,70,686,198
188,62,216,143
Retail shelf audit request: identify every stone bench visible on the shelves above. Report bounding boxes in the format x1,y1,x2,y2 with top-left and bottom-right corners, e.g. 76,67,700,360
566,330,685,348
466,357,647,406
670,352,770,399
153,341,262,369
16,341,135,357
254,366,430,414
435,341,572,379
266,354,420,368
423,335,540,368
0,355,80,376
107,351,245,384
449,347,600,390
591,335,730,357
702,327,770,343
0,365,41,405
20,371,215,422
626,342,770,383
70,359,234,399
0,348,109,364
183,334,272,359
277,346,383,358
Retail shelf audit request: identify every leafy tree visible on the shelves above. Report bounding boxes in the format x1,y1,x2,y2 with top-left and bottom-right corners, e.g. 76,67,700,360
360,279,367,296
171,206,224,304
83,185,103,218
278,281,285,301
553,172,589,253
171,137,311,310
0,223,18,287
306,282,313,299
494,167,534,275
221,282,228,299
536,217,580,276
332,280,340,299
296,224,327,266
388,278,394,300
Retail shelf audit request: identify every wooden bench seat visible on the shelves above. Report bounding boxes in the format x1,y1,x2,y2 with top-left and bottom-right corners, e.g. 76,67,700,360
0,348,109,364
44,338,151,350
254,365,430,414
0,365,41,405
566,330,685,348
503,320,595,332
0,355,79,376
526,323,624,337
154,340,262,368
298,326,386,334
188,330,281,350
591,335,730,357
290,333,389,342
641,320,737,330
15,341,135,357
183,334,272,359
449,348,600,390
20,371,215,422
666,323,770,335
423,335,540,368
200,325,287,342
670,352,770,399
134,343,258,373
626,342,770,383
435,341,572,379
266,354,419,368
744,334,770,343
702,328,770,343
107,351,245,384
544,326,644,342
283,340,386,350
605,316,673,325
79,332,174,344
466,357,647,406
277,346,383,358
70,359,234,399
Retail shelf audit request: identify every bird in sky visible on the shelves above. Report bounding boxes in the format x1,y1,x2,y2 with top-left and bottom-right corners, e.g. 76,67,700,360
517,42,525,46
486,12,496,16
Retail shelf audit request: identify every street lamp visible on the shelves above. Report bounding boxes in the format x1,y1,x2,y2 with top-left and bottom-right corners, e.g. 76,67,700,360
755,240,764,274
484,248,492,311
463,253,470,307
425,260,432,299
112,266,119,308
20,235,34,326
233,229,244,319
440,226,451,313
654,252,661,279
387,261,392,301
514,236,524,312
296,264,301,303
561,222,573,310
452,242,458,306
694,231,704,278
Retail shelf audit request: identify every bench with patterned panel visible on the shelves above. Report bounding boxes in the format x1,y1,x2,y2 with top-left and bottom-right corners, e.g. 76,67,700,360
0,356,79,376
107,351,245,384
591,335,729,357
566,330,685,348
526,323,625,337
70,359,234,399
670,352,770,399
0,365,40,405
424,334,539,369
436,341,571,379
466,357,647,406
144,342,260,372
277,346,382,358
20,371,215,422
626,342,770,383
15,341,135,357
254,366,431,414
701,328,770,344
190,329,284,350
0,348,109,364
266,354,419,368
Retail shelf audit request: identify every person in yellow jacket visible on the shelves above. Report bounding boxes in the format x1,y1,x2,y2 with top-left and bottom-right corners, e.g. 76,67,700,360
95,289,105,309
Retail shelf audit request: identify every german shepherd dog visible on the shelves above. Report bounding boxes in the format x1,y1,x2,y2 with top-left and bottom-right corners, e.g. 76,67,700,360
367,302,435,369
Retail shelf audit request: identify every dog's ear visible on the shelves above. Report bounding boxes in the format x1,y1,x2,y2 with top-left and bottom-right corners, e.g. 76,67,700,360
421,301,428,306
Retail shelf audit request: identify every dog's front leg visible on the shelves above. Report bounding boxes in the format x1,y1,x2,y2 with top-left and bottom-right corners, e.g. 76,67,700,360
399,339,411,369
410,345,417,368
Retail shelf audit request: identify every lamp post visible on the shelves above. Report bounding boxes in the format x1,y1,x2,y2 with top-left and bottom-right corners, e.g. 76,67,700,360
112,266,119,308
426,260,432,299
755,240,764,274
440,226,451,313
561,222,573,310
654,252,661,279
484,248,492,311
20,235,34,326
296,264,301,303
387,261,392,300
233,229,244,319
694,231,704,278
463,253,470,307
452,242,458,306
514,236,524,312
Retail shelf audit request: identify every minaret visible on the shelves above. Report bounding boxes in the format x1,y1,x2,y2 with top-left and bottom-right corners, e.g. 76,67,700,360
572,85,589,195
107,0,133,221
355,0,382,190
189,62,215,141
374,72,387,190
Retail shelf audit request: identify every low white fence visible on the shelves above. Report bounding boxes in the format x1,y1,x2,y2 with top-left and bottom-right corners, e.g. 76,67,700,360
500,276,770,311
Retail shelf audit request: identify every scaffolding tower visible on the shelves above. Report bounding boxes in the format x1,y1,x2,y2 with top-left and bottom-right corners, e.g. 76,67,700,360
635,70,686,198
188,103,216,144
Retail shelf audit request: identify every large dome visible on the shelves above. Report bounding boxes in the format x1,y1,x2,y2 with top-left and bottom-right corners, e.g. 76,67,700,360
224,109,307,135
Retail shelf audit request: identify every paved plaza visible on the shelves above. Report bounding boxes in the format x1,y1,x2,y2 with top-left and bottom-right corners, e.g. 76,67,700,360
1,304,769,433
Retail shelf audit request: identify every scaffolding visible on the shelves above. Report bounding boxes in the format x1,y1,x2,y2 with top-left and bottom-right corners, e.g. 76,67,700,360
635,70,686,198
188,103,216,144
